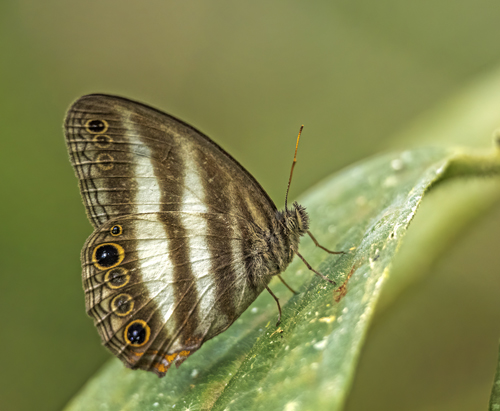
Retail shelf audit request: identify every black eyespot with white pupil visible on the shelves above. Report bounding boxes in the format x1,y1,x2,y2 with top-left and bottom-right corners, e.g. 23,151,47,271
110,225,122,236
95,244,120,267
125,321,150,346
86,119,107,133
92,243,124,271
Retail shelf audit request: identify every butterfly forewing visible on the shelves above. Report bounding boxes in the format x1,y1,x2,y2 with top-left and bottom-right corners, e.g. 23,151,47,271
64,94,285,376
64,94,277,226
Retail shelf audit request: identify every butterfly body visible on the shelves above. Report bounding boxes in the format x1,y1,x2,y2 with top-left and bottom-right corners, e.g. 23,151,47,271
64,94,310,376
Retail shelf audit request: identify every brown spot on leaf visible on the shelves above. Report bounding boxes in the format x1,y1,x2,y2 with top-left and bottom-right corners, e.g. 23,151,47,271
334,264,356,302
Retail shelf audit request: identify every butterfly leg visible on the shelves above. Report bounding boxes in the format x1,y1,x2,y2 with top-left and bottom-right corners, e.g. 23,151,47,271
265,284,282,326
307,231,345,255
292,247,336,285
278,274,298,294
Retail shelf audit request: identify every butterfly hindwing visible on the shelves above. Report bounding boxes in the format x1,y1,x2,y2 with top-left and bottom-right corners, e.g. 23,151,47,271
64,95,291,376
83,211,269,375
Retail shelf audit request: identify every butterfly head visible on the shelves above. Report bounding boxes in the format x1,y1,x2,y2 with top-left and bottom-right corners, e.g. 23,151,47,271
283,202,310,237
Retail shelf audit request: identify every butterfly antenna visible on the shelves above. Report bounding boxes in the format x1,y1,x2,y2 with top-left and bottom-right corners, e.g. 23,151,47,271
284,125,303,212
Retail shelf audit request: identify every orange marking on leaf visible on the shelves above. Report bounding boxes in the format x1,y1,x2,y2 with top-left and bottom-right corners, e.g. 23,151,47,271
334,264,357,302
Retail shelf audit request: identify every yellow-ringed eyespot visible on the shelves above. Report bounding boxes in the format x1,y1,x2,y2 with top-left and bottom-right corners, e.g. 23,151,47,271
124,320,150,347
104,267,130,289
110,225,123,236
92,243,125,270
110,293,134,317
85,119,109,134
93,134,113,148
95,153,114,170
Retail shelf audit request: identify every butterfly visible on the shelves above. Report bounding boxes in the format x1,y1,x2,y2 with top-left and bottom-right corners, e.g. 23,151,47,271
64,94,341,377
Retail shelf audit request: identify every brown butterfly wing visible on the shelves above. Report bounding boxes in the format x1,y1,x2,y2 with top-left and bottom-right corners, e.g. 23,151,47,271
82,212,259,376
64,94,280,376
64,94,276,227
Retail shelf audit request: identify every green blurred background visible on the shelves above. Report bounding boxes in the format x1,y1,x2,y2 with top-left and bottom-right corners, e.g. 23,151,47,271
2,1,500,410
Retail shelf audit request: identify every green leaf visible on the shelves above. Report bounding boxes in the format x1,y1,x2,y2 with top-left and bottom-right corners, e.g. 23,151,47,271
489,343,500,411
64,147,500,411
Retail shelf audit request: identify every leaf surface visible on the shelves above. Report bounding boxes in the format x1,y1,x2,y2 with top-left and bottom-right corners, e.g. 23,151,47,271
65,146,500,411
490,343,500,411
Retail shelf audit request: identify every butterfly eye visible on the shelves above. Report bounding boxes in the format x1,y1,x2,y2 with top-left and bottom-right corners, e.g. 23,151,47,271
85,119,108,134
111,294,134,317
125,320,150,347
104,267,130,289
110,225,123,236
92,243,125,270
